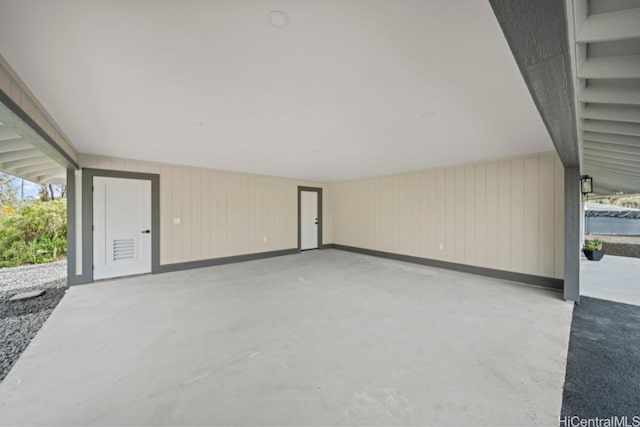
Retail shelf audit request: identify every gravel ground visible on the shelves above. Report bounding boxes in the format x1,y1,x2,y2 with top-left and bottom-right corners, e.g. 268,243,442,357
0,260,68,382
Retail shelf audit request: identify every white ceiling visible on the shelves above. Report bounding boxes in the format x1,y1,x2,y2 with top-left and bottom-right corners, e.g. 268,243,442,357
0,0,553,181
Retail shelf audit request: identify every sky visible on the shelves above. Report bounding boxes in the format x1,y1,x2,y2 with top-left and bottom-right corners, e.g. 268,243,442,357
10,176,40,199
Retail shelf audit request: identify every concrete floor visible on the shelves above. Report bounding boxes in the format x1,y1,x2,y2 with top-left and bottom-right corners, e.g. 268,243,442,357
581,254,640,306
0,250,573,426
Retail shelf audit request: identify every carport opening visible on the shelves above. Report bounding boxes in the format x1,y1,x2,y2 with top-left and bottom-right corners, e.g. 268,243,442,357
580,195,640,306
0,100,70,382
0,99,68,274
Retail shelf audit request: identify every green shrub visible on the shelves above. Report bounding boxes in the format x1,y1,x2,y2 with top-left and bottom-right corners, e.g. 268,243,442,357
0,199,67,267
584,238,603,251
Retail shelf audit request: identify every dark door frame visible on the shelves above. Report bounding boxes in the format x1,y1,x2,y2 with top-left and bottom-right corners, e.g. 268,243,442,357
75,168,160,284
298,186,323,251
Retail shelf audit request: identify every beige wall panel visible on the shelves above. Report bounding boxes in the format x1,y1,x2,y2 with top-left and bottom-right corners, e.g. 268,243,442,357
80,151,563,279
464,165,476,265
160,166,173,264
485,161,499,269
192,170,203,259
444,168,456,262
539,153,556,277
524,156,540,275
216,172,228,257
510,158,525,272
436,169,447,260
497,160,511,270
79,154,330,265
474,164,487,267
554,156,565,278
200,170,211,258
454,166,466,263
330,152,564,279
182,169,193,260
426,170,438,258
171,167,184,262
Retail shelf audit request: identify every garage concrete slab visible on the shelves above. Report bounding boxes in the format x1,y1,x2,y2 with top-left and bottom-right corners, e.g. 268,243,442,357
0,250,573,426
581,254,640,307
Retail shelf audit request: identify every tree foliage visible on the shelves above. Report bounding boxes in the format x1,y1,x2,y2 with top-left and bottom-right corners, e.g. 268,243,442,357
591,195,640,209
0,172,18,207
0,199,67,267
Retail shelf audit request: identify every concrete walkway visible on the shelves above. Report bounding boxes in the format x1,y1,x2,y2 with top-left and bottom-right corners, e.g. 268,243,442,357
0,250,573,426
581,254,640,306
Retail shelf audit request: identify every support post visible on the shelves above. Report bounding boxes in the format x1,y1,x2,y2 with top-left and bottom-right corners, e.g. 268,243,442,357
564,167,580,302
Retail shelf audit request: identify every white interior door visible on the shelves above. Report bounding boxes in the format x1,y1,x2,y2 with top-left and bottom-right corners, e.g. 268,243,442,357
93,176,152,280
301,191,319,250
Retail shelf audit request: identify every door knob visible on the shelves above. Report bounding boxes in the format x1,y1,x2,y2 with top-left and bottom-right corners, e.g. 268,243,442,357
141,230,151,234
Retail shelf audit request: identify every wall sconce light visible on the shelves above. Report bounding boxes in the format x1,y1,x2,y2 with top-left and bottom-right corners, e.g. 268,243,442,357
580,175,593,200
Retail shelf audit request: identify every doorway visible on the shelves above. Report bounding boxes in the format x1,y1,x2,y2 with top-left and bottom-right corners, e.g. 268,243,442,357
80,168,160,284
93,176,152,279
298,186,322,251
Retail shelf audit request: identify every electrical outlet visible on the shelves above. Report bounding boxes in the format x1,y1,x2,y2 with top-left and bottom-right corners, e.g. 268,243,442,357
263,236,268,242
439,243,444,250
173,218,181,224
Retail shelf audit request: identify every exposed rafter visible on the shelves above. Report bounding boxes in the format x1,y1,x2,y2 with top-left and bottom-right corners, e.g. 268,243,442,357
578,55,640,80
579,86,640,105
568,0,640,195
576,7,640,42
582,120,640,137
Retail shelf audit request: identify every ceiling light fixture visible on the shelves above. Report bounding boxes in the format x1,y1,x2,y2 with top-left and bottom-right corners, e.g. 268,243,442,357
268,10,290,28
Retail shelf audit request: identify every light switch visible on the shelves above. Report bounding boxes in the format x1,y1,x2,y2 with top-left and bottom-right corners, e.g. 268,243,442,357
173,218,181,224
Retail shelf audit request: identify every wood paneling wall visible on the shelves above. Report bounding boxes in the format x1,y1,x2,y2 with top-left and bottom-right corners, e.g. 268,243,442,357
80,155,332,265
330,152,564,279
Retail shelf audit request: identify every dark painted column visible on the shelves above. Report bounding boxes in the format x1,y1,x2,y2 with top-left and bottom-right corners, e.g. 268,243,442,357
564,168,580,302
66,168,77,285
490,0,582,302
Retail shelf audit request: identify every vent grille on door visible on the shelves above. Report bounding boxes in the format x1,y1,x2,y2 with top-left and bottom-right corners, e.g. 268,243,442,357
113,239,136,261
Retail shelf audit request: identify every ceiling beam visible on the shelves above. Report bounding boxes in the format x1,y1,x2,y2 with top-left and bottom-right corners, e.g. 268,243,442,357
582,120,640,137
581,105,640,123
579,86,640,106
0,148,43,163
22,167,66,181
578,55,640,80
592,179,639,194
583,154,640,170
32,171,67,182
576,7,640,43
585,173,640,188
584,154,640,170
584,141,640,156
1,157,51,170
0,139,33,154
489,0,579,167
583,132,640,147
584,164,640,179
15,163,61,175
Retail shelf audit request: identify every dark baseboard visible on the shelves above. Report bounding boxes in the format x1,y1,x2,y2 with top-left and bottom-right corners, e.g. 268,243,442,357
69,248,300,285
155,248,300,274
320,244,335,250
330,244,563,291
